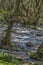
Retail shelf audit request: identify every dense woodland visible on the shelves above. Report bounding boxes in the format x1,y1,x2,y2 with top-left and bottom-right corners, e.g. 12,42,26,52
0,0,43,65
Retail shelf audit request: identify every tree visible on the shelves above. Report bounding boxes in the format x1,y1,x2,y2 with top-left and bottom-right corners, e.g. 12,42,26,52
1,0,20,46
0,0,15,46
19,0,43,26
0,0,43,46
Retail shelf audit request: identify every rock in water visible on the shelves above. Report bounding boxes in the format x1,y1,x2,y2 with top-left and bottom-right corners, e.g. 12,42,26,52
26,42,34,47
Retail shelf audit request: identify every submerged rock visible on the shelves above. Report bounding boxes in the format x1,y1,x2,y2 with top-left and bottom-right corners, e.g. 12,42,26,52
26,42,34,47
36,33,42,36
17,56,24,61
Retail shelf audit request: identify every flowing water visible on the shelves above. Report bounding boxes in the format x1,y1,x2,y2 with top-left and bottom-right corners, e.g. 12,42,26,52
0,23,43,63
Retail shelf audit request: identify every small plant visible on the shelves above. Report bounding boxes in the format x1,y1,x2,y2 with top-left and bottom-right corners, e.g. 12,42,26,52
0,52,20,65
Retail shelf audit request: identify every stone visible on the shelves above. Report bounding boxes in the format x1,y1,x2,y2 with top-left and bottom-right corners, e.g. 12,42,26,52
26,42,34,47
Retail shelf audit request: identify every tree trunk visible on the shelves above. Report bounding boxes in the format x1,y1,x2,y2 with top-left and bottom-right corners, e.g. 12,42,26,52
1,21,14,46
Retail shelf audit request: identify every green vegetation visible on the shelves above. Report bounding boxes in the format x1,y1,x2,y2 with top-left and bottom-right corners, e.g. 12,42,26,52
30,43,43,61
0,52,20,65
0,0,43,65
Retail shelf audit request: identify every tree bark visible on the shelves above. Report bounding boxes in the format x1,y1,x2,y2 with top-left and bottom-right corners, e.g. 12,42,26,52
1,21,14,46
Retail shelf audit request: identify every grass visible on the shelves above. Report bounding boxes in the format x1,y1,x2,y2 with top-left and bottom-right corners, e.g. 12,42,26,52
0,52,20,65
0,60,15,65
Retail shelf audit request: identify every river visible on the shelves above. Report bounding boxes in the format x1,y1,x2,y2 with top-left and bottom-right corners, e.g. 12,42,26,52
0,23,43,63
